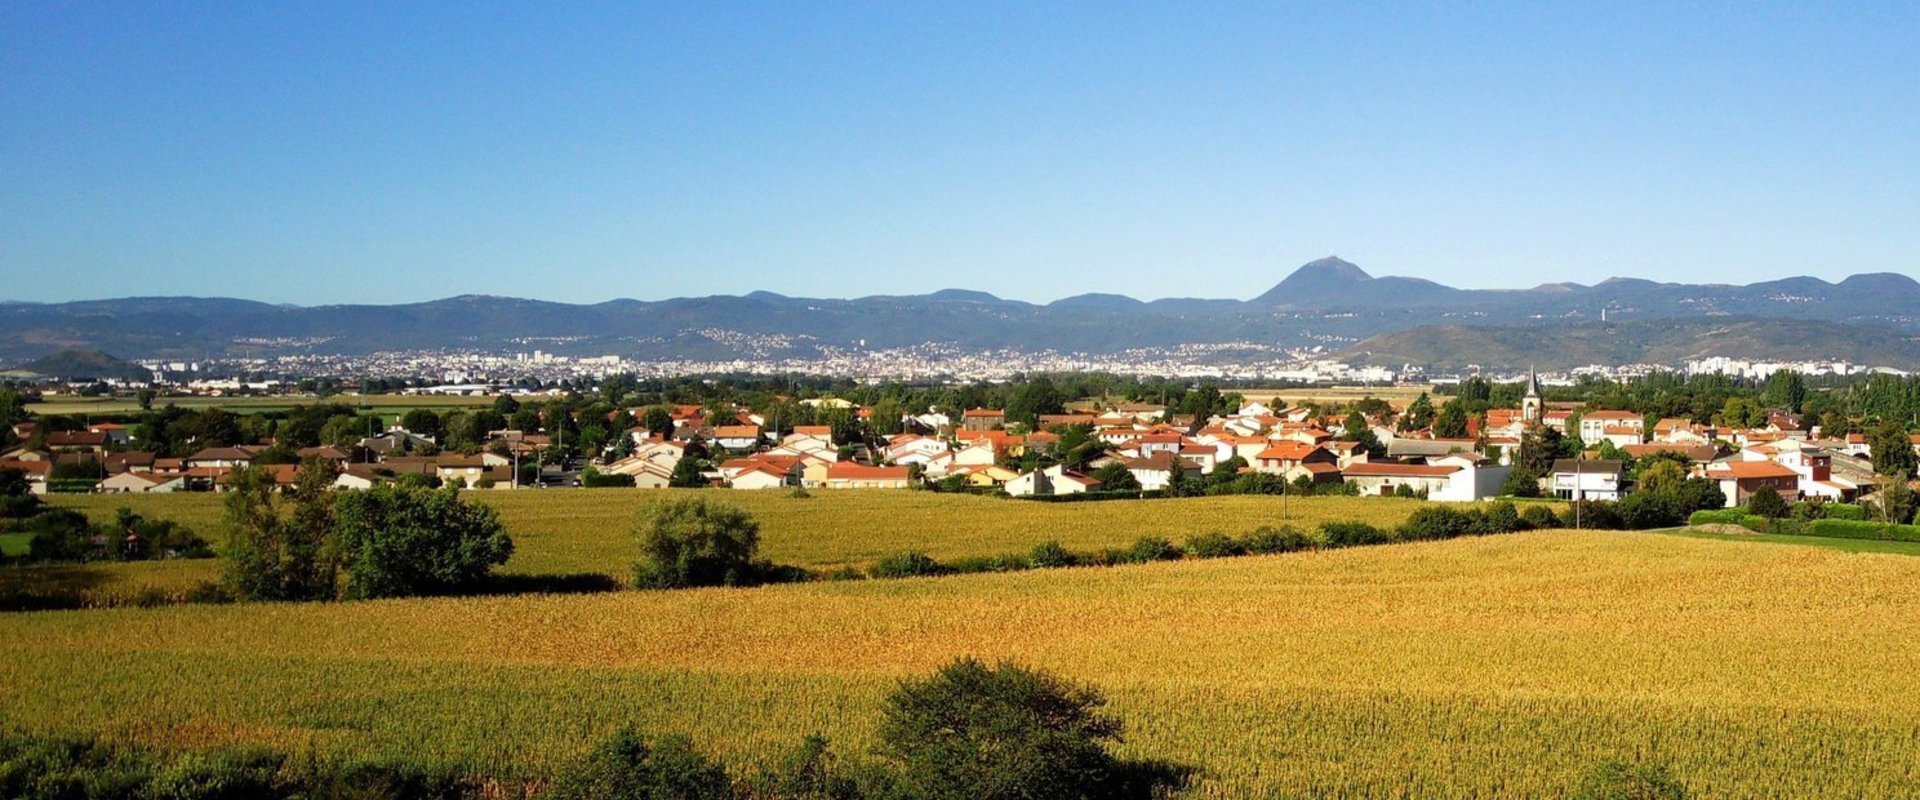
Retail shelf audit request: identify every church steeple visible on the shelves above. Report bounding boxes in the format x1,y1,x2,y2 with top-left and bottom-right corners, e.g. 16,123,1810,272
1522,366,1543,423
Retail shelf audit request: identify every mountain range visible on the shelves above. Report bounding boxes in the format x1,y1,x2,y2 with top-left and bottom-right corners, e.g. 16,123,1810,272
4,257,1918,370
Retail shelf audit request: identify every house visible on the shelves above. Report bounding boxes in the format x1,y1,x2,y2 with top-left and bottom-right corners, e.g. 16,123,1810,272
334,465,391,490
435,455,490,488
1651,418,1711,445
1253,441,1336,476
823,462,913,489
87,423,133,446
1549,459,1626,501
727,462,795,490
1703,460,1802,507
46,431,109,454
296,446,352,465
789,425,835,445
186,446,259,470
1123,452,1195,492
961,408,1006,432
214,464,300,492
951,441,1000,467
103,451,157,474
1343,459,1510,502
1620,444,1718,466
97,471,183,494
0,460,50,494
952,464,1019,489
1005,465,1102,497
1340,462,1459,499
1578,411,1644,446
712,425,764,452
1771,446,1857,501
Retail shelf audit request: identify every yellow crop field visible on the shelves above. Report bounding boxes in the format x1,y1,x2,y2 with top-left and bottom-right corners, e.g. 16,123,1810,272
3,531,1918,797
36,491,1433,601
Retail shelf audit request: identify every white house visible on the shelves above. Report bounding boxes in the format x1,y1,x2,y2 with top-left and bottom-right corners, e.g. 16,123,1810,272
1549,459,1625,501
97,471,182,494
1578,411,1644,446
1342,459,1510,502
1006,465,1102,497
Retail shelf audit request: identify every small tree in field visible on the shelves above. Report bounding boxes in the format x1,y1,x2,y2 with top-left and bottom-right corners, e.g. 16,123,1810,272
877,658,1125,800
548,727,734,800
222,462,338,601
332,484,513,598
632,496,762,588
1570,758,1687,800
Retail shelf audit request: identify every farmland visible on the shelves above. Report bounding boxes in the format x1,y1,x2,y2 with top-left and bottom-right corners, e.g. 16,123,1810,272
26,392,500,417
29,490,1435,603
4,530,1920,797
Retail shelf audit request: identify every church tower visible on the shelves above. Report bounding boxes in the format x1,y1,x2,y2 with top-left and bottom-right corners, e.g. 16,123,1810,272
1522,366,1543,424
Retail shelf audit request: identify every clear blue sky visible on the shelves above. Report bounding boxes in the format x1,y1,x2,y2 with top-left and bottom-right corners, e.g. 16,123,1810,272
4,2,1917,305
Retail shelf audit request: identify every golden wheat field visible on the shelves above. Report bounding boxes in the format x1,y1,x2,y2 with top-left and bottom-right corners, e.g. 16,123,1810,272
3,530,1919,797
31,491,1432,602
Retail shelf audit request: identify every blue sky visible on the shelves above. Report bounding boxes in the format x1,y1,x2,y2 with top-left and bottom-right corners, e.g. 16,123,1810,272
3,2,1917,304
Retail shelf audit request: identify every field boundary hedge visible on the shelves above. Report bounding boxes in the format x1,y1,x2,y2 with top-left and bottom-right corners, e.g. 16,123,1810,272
1687,510,1920,542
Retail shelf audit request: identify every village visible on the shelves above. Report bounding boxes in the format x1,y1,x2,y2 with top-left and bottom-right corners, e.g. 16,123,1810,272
0,367,1893,513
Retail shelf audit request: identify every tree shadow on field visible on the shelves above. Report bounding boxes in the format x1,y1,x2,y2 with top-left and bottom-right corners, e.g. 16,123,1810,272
1111,757,1202,799
0,563,110,611
458,571,623,597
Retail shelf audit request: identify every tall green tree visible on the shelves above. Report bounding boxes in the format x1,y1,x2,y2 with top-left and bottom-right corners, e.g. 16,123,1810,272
332,484,513,598
1870,421,1918,478
221,463,337,601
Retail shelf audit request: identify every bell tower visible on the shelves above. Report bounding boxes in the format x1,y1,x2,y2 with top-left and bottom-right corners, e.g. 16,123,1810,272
1522,366,1543,424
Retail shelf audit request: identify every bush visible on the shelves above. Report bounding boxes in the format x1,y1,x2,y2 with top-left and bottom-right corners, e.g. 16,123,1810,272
750,734,863,800
947,553,1031,574
1746,485,1788,519
631,496,762,589
1321,521,1391,548
877,658,1126,800
869,551,946,579
1398,506,1476,540
1476,501,1527,534
547,728,735,800
1521,504,1563,529
581,468,636,488
1569,758,1687,800
1122,536,1181,563
1806,519,1920,542
1687,509,1745,527
333,484,514,599
1825,503,1868,521
1029,540,1076,568
1184,531,1244,558
1240,525,1315,554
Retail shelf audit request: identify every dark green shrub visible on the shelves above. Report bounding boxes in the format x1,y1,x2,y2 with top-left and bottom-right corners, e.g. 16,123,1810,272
547,728,734,800
869,551,946,579
751,734,863,800
631,496,761,589
1321,521,1391,547
877,658,1124,800
1399,506,1475,540
1240,525,1315,554
1686,509,1744,526
1569,758,1687,800
334,484,514,598
1123,536,1181,563
1521,504,1564,529
1826,503,1868,521
1029,540,1076,568
1183,532,1244,558
947,553,1031,574
1745,485,1788,519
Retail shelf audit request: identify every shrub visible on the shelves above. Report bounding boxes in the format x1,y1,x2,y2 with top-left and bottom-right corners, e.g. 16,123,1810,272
1826,503,1868,521
1569,758,1687,800
1184,531,1244,558
751,734,862,800
948,553,1031,574
1321,521,1391,548
877,658,1125,800
1521,504,1564,529
1476,501,1527,534
1687,509,1744,527
1123,536,1181,563
1029,540,1077,568
1399,506,1476,540
333,484,514,599
547,728,735,800
581,468,636,488
1746,485,1788,519
1240,525,1315,554
869,551,946,579
1806,519,1920,542
631,496,762,589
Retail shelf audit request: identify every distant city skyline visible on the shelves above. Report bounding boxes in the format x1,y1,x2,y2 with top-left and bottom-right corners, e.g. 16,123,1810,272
5,2,1919,305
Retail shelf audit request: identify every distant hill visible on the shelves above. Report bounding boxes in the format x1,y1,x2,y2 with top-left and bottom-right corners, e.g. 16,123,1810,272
1,258,1916,368
19,349,152,381
1341,318,1920,371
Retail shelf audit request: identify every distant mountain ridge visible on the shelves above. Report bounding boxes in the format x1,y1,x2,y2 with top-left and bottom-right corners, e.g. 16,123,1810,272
2,257,1916,368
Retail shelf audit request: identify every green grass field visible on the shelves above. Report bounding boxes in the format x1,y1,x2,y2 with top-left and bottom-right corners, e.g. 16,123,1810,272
26,490,1433,603
4,530,1918,797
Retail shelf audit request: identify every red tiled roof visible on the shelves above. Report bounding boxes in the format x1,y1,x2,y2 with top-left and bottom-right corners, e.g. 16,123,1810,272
1341,462,1460,478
